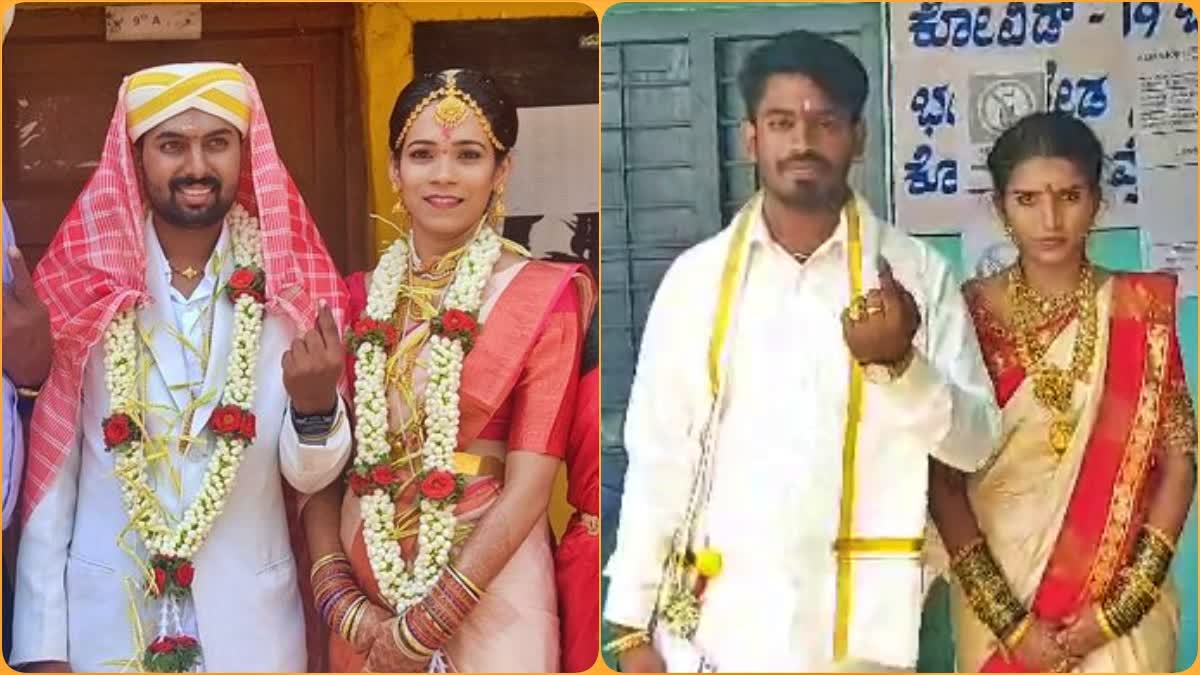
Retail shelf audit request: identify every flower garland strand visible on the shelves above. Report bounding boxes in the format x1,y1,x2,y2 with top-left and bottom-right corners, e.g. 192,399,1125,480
102,203,266,672
347,225,501,613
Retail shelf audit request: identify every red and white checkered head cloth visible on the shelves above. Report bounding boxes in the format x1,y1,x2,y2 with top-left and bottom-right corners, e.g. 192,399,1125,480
23,63,350,523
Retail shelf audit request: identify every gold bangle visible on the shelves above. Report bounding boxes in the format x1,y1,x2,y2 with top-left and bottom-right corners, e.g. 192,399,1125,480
604,630,651,656
348,595,364,638
16,386,40,399
1101,570,1159,636
342,596,367,642
447,563,484,599
397,614,435,657
390,618,426,660
1001,613,1034,652
340,599,357,641
1095,604,1119,642
310,552,350,579
1142,524,1176,554
1130,528,1173,587
951,540,1026,640
1126,569,1161,599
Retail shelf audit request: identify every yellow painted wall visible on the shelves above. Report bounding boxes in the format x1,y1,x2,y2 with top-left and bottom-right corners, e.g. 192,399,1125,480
353,3,596,539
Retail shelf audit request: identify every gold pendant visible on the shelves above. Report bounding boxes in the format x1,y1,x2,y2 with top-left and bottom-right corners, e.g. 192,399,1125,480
179,266,199,280
1033,367,1073,412
1049,419,1074,456
434,94,469,131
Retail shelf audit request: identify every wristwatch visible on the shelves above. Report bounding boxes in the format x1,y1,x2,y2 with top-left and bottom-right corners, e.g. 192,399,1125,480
862,348,916,385
291,404,339,441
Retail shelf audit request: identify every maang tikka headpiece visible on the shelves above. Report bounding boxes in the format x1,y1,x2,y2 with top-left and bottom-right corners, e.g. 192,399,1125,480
394,69,506,152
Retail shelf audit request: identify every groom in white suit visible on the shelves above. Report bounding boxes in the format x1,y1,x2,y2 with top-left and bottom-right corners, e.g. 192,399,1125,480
12,62,352,672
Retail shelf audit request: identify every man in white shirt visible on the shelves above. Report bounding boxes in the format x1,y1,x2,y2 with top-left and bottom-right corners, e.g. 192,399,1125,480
603,30,1001,672
13,62,352,672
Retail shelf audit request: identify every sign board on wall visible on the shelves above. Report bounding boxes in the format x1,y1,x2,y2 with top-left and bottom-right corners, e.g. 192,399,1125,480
105,5,202,42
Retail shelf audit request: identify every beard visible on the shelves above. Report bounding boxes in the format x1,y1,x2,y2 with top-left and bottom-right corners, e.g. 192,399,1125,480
761,152,850,212
146,175,236,229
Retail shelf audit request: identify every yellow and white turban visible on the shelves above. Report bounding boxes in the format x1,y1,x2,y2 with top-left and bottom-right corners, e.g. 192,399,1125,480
125,62,250,142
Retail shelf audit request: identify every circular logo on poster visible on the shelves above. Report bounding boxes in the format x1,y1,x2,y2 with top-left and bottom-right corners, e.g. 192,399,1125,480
977,79,1039,138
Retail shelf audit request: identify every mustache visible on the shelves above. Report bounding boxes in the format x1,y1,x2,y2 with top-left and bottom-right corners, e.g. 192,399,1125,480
778,152,832,172
169,176,221,192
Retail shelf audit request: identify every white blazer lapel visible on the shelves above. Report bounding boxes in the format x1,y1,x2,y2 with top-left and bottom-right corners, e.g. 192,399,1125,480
189,233,236,439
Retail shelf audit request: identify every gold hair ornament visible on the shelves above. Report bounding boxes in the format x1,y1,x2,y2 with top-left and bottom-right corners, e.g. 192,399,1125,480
394,70,506,152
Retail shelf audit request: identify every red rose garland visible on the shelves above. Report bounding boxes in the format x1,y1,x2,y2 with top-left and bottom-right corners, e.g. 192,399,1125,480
102,413,141,449
102,207,269,673
226,265,266,304
419,469,463,502
209,404,256,443
431,308,481,350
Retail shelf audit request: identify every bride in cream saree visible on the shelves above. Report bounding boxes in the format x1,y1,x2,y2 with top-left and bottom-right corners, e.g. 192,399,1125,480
950,271,1194,672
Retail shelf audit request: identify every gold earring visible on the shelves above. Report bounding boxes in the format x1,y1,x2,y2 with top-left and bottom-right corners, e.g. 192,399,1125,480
391,193,411,230
1001,220,1015,242
489,185,507,227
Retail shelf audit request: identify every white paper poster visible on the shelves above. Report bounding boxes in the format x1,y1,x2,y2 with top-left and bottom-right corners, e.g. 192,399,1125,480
892,2,1137,233
501,104,599,270
1142,163,1199,297
1134,21,1198,167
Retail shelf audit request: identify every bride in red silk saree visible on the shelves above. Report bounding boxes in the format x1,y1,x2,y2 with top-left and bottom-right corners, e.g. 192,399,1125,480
929,112,1196,673
300,69,594,673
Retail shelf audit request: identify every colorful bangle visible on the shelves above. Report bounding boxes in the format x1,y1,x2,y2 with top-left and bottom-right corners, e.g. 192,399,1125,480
406,604,446,652
312,554,372,638
438,569,480,616
310,552,349,574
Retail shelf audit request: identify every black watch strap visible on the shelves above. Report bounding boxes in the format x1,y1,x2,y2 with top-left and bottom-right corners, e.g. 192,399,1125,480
291,404,337,437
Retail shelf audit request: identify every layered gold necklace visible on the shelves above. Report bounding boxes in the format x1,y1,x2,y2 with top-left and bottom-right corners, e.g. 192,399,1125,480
1006,261,1099,457
386,246,464,463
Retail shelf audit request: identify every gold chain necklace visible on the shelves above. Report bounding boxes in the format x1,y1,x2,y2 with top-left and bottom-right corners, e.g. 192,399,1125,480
1007,262,1099,457
167,260,202,280
386,253,461,464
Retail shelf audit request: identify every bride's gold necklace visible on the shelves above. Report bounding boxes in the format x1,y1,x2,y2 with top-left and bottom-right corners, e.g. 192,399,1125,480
1007,261,1099,457
386,245,464,463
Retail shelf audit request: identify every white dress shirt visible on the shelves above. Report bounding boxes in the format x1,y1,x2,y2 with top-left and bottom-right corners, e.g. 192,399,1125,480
604,197,1000,671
